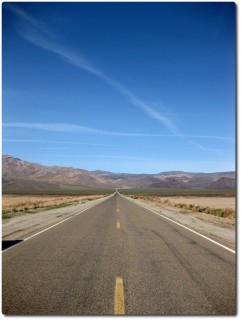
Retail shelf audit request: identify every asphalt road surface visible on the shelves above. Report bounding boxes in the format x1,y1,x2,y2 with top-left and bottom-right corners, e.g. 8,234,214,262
2,193,236,315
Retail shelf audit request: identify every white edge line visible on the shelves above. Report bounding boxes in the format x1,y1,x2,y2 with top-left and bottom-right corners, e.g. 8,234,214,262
3,193,115,253
118,192,236,254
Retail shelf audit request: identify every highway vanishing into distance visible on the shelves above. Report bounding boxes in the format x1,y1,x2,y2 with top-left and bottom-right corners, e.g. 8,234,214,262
2,193,236,315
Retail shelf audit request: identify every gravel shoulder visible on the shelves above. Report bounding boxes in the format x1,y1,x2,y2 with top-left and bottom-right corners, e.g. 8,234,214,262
123,195,236,250
2,195,110,241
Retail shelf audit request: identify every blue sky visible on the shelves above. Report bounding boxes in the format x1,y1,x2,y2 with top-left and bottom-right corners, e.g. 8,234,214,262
2,2,235,173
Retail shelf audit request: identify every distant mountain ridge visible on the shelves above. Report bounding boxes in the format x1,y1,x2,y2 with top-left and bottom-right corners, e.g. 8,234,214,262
2,155,235,191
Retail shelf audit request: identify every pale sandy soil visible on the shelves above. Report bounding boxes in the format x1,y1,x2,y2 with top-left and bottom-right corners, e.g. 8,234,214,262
158,196,236,210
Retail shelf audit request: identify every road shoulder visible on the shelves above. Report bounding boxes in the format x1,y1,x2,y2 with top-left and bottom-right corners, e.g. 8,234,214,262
121,195,235,250
2,195,111,241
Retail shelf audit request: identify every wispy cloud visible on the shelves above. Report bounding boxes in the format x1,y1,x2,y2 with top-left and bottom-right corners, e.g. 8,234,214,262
2,123,233,141
187,140,205,151
6,4,181,136
2,139,117,146
14,153,143,160
38,147,69,150
3,139,47,143
5,4,235,151
6,4,56,38
2,122,174,137
3,122,107,134
184,135,234,141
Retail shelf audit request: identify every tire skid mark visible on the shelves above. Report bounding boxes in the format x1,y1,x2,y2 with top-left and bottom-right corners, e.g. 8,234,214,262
151,229,231,314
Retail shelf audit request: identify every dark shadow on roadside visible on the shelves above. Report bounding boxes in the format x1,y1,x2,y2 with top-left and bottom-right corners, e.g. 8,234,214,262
2,240,23,251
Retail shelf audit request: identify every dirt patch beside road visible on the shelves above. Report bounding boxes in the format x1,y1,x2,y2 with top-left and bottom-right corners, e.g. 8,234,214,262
159,196,235,210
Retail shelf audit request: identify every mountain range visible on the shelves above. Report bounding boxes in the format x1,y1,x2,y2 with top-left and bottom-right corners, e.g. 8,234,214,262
2,155,236,192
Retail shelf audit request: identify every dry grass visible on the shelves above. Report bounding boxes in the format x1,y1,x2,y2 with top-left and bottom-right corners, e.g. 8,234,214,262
2,194,104,218
173,203,235,218
128,195,235,219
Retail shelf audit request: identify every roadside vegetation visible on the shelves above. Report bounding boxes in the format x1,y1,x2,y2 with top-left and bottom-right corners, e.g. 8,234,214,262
2,193,110,220
119,188,235,197
155,198,235,218
172,202,234,218
2,188,114,196
120,189,235,219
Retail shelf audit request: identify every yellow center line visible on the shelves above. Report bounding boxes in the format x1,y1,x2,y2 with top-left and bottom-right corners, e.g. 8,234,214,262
116,220,120,229
114,277,125,314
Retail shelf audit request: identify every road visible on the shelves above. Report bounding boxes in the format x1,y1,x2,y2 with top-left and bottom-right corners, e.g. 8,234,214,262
2,193,236,315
